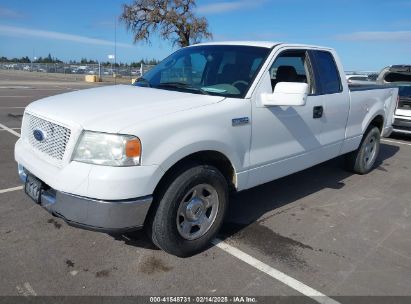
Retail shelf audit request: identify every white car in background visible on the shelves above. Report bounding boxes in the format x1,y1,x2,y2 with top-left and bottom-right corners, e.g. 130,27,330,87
346,74,374,85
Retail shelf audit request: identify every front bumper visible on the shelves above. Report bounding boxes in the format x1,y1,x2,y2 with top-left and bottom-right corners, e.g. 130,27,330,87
15,138,163,200
19,164,152,233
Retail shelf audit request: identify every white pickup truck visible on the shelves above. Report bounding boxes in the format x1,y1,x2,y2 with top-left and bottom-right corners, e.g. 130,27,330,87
15,42,398,257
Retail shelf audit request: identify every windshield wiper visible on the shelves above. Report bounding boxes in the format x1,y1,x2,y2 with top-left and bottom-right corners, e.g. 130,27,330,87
135,77,151,87
157,82,209,95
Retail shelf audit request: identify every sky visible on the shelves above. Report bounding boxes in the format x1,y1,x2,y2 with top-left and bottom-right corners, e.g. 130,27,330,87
0,0,410,71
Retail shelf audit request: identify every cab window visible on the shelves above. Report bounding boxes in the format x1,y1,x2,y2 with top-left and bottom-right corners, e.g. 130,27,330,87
312,51,342,95
269,50,315,94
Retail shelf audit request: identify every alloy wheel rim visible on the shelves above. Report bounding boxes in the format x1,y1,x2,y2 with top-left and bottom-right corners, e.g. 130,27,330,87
364,135,378,169
176,184,219,240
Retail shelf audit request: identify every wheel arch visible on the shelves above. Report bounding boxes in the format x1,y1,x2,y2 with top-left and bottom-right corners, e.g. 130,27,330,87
366,114,384,134
144,150,237,229
154,150,237,200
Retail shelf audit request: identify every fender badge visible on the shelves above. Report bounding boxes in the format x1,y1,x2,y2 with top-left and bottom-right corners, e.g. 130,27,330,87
232,117,250,126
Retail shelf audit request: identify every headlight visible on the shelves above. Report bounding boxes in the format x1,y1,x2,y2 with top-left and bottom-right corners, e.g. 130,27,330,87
73,131,141,166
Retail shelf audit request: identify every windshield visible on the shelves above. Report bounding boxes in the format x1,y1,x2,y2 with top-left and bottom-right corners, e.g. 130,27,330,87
384,72,411,83
134,45,270,98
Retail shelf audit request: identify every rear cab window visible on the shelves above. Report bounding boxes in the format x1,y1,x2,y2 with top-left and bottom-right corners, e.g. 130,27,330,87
311,50,343,95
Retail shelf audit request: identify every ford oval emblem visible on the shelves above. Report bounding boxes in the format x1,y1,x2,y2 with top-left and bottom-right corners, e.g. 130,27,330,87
33,129,45,142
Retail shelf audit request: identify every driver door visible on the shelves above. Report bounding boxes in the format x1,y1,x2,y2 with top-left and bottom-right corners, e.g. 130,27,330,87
248,48,324,188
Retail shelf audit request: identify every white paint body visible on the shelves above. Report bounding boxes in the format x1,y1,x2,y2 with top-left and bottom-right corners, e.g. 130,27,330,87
15,42,398,202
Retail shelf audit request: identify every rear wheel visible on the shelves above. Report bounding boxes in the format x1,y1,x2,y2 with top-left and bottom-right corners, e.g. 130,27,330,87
346,126,381,174
147,164,228,257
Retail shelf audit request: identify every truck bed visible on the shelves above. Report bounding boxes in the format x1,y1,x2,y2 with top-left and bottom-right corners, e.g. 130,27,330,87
348,84,398,91
346,84,398,139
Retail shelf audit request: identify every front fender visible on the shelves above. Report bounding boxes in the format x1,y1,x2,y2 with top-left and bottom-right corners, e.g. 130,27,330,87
124,100,252,191
146,124,249,189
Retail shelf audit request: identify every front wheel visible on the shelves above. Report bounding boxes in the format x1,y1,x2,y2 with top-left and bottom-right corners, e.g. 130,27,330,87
147,164,228,257
345,126,381,174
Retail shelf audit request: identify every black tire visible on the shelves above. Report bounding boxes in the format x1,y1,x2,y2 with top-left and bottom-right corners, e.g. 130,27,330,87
146,164,228,257
345,126,381,174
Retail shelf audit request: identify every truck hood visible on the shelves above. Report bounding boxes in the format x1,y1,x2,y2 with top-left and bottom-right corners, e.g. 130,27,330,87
26,85,225,133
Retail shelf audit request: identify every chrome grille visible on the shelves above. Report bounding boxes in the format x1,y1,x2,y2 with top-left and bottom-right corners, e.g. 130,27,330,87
22,113,71,161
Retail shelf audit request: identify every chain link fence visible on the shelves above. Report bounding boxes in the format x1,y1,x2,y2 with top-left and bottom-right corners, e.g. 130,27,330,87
0,62,155,78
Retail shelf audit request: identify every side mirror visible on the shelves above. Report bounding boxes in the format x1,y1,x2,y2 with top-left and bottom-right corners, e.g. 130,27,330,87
261,82,308,107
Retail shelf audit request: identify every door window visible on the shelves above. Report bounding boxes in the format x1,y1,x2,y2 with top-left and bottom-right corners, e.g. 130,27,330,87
269,50,315,93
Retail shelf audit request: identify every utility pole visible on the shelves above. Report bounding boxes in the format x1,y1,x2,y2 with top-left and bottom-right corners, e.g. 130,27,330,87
98,61,101,80
114,17,117,85
31,48,34,72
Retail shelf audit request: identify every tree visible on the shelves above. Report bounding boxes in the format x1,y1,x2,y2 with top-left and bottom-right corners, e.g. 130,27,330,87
44,53,53,63
21,56,31,63
120,0,212,47
80,58,98,64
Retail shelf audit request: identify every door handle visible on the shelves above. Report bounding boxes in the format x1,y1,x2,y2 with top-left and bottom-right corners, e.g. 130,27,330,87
313,106,323,119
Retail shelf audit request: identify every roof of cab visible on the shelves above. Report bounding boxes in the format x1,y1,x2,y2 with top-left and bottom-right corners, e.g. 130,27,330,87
189,41,333,51
189,41,281,48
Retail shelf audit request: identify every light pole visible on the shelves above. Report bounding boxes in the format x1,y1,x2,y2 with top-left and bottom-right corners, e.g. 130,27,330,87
114,17,117,84
108,54,115,82
33,56,37,72
31,48,35,72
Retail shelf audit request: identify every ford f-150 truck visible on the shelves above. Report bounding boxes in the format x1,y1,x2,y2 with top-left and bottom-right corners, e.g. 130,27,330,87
15,42,398,257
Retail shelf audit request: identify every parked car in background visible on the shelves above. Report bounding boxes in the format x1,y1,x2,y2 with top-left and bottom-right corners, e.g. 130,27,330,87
377,65,411,135
5,63,17,69
346,74,374,85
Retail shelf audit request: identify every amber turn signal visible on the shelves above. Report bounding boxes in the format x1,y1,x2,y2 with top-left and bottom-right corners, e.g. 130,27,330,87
125,138,141,158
